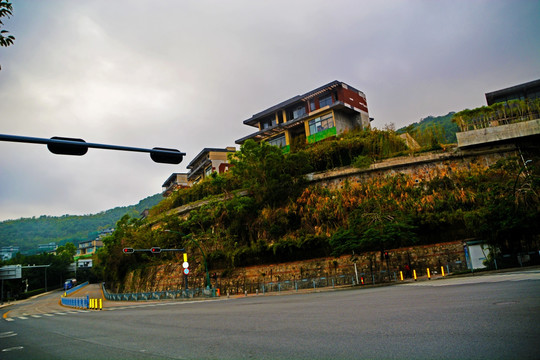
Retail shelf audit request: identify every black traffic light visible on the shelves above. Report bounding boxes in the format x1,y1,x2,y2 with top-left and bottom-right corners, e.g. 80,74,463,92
384,251,389,259
150,147,184,164
123,248,134,254
150,247,161,254
47,137,88,156
0,133,185,164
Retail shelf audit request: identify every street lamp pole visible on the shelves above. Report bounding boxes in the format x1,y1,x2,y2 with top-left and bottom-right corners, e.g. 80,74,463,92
163,230,211,290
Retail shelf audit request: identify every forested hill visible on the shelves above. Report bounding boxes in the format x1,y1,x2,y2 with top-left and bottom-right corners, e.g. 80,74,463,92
397,112,459,144
0,193,162,253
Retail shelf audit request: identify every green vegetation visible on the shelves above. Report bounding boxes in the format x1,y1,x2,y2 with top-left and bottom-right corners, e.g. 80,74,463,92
397,112,459,145
0,194,162,253
452,98,540,132
96,128,539,288
0,1,15,47
1,243,78,300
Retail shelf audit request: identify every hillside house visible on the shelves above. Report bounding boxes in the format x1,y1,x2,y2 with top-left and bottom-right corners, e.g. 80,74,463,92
236,80,371,152
162,173,189,197
186,147,236,185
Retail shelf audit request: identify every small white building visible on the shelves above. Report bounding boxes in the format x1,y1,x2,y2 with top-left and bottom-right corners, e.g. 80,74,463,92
464,241,493,269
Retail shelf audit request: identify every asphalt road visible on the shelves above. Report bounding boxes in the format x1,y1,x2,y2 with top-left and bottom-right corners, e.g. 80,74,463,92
1,269,539,359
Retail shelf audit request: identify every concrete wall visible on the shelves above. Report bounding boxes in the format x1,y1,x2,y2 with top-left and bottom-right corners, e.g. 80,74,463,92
307,144,519,190
456,119,540,148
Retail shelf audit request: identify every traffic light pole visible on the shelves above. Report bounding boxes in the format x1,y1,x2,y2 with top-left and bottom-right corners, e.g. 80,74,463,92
163,230,211,290
0,134,185,164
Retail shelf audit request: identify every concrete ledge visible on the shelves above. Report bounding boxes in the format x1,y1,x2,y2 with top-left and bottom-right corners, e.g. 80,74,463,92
457,118,540,148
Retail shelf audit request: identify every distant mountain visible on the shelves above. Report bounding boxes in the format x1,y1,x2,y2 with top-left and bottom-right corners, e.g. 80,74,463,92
397,112,459,144
0,193,162,253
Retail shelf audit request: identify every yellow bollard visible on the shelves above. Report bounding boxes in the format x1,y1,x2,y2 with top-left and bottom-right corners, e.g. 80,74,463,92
441,266,445,277
400,271,404,281
413,269,417,281
90,299,94,309
427,268,431,280
99,298,102,310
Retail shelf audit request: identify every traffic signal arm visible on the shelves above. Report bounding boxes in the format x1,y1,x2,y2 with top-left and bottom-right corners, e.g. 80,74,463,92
0,134,185,164
122,248,185,254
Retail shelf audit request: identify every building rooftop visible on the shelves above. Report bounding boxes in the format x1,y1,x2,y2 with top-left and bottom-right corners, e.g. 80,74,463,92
243,80,364,127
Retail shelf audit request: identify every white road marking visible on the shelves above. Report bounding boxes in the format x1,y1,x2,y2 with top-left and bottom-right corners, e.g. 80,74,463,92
0,331,17,338
2,346,24,352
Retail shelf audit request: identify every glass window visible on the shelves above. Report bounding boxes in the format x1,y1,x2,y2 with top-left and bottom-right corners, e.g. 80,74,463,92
319,94,333,107
292,106,306,119
309,100,316,111
205,165,213,177
267,134,286,148
309,113,334,135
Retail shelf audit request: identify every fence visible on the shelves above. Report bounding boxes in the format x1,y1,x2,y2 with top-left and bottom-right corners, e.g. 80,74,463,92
61,281,102,310
102,262,466,301
102,282,215,301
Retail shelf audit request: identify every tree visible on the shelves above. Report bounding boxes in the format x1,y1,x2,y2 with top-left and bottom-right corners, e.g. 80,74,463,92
0,1,15,56
229,140,311,207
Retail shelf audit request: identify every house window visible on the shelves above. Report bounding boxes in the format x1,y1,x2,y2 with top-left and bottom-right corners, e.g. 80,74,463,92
319,94,333,107
291,105,306,119
267,134,286,148
309,113,334,135
205,165,213,177
261,116,277,129
309,100,316,111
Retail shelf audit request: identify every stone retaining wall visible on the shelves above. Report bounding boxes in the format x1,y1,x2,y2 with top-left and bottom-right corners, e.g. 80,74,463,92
119,240,467,294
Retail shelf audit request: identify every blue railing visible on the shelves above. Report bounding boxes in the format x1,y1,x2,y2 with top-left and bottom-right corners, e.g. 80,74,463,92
64,281,89,296
61,295,89,309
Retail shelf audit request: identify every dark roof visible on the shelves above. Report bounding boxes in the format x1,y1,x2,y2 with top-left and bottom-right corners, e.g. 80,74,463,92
162,172,188,188
243,80,361,127
485,79,540,105
187,148,234,169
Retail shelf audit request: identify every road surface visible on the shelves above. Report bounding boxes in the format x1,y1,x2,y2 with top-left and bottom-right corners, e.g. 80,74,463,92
1,269,539,359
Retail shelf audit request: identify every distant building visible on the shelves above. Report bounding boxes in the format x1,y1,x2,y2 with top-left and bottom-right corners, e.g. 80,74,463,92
77,239,103,258
162,173,189,197
187,147,236,185
485,78,540,105
236,80,371,152
75,229,112,258
38,242,57,254
0,246,19,261
161,147,236,197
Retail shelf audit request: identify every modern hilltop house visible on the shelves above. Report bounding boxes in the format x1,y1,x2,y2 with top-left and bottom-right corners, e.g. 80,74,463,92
236,80,372,152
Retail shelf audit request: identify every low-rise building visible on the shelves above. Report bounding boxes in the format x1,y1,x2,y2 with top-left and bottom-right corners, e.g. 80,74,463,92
186,147,236,185
38,242,57,254
236,80,371,152
485,78,540,105
0,246,19,260
162,173,189,197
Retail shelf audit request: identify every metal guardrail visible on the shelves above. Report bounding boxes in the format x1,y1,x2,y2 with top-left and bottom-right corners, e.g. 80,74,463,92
64,281,89,296
61,282,103,310
101,283,215,301
61,295,88,309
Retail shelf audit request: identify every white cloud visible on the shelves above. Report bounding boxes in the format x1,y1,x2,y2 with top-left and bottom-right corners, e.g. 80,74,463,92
0,0,539,221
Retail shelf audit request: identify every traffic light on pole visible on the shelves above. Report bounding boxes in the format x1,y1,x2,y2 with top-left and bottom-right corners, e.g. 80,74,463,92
123,248,134,254
47,137,88,156
150,247,161,254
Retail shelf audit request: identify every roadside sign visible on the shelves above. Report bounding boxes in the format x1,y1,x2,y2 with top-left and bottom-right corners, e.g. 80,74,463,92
183,268,190,275
182,261,189,269
0,265,22,280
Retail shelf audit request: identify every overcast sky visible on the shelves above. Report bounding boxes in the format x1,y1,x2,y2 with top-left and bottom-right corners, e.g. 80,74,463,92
1,0,539,221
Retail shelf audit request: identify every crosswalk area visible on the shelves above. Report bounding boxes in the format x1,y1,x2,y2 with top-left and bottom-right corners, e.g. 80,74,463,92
4,310,90,322
3,298,224,322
